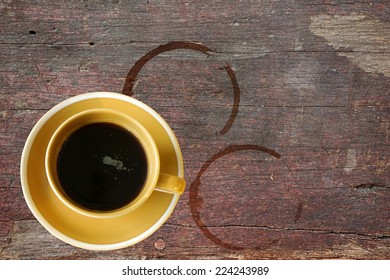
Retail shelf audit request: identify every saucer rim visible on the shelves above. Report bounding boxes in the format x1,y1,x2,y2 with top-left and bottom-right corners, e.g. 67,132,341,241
20,92,184,250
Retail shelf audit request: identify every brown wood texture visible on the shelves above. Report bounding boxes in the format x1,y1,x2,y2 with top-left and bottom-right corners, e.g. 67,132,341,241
1,0,389,259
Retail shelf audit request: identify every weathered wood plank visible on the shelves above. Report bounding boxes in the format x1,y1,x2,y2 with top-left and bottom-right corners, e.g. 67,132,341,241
2,219,389,259
0,0,389,259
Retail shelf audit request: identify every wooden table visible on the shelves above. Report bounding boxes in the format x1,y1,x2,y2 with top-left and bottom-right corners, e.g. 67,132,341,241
1,0,389,259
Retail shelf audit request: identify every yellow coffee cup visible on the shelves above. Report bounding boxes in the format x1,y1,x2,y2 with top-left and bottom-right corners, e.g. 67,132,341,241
45,108,185,219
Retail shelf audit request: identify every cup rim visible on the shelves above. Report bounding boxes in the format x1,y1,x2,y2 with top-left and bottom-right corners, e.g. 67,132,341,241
20,92,184,250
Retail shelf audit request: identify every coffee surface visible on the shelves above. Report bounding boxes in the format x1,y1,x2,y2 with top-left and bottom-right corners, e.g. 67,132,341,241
57,123,147,211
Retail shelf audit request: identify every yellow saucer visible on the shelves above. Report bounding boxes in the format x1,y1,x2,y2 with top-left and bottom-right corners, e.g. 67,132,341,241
20,92,184,250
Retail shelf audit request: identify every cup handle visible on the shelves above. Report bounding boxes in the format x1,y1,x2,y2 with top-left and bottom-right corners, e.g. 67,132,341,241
155,173,186,194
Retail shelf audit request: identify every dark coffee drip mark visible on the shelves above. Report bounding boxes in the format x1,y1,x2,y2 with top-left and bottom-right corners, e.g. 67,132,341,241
294,202,303,223
189,145,281,250
121,41,240,135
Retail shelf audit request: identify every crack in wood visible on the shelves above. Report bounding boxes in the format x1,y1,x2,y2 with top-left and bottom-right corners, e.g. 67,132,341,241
353,183,388,190
165,223,390,240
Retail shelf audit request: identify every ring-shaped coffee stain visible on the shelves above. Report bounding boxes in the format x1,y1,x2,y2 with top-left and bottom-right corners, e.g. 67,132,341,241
122,41,240,135
189,145,281,250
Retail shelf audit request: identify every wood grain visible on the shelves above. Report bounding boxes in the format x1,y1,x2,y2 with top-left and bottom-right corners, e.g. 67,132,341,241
1,0,389,259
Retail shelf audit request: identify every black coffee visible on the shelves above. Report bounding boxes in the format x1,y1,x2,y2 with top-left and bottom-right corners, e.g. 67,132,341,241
57,123,148,211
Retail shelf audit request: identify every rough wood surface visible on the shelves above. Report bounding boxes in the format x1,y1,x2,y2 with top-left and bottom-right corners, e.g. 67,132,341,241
1,0,389,259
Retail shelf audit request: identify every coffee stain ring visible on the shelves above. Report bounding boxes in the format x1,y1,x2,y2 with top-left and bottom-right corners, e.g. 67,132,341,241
121,41,240,135
189,145,281,250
